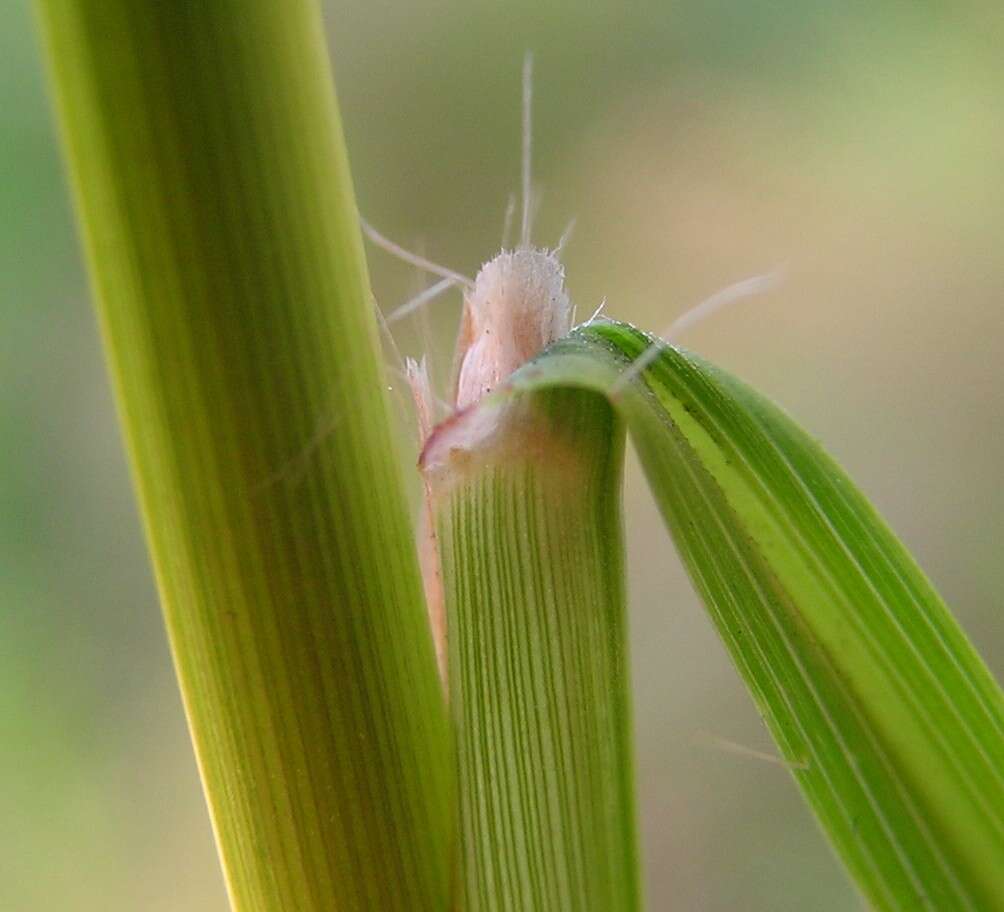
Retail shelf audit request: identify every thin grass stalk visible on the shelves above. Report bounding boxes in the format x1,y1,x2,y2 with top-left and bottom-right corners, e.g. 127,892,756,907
35,2,451,909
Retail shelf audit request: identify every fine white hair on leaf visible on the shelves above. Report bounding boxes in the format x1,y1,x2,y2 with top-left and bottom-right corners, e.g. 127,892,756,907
361,218,475,288
692,729,809,771
253,405,343,493
405,356,436,443
371,294,418,422
387,277,458,325
501,193,517,250
554,218,576,256
520,52,534,248
610,266,786,396
663,266,785,341
583,298,607,326
373,292,407,376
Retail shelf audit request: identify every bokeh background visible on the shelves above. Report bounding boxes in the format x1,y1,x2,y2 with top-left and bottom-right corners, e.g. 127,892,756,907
4,1,1003,909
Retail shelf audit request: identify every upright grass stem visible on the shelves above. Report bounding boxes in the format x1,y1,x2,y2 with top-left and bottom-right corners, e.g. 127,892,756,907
36,2,451,909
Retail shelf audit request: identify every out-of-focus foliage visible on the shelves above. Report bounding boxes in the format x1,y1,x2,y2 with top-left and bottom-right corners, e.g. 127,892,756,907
6,0,1003,908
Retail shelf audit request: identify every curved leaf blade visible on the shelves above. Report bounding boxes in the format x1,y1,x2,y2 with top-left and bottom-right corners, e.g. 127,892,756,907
507,320,1004,910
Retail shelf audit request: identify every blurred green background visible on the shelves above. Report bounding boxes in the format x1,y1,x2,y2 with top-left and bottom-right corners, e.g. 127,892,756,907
4,1,1003,909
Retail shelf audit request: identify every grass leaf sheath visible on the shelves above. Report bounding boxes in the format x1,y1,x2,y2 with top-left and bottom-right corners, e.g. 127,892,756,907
431,389,641,911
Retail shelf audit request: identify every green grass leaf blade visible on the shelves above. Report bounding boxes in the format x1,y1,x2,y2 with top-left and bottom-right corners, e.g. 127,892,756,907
506,320,1004,910
35,2,452,909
